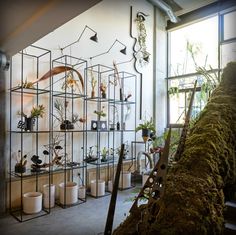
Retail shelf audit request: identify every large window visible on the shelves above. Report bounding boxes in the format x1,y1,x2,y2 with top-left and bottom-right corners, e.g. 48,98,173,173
167,16,219,126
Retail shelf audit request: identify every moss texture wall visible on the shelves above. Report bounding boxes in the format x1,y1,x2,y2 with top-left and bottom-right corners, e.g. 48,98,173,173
113,62,236,235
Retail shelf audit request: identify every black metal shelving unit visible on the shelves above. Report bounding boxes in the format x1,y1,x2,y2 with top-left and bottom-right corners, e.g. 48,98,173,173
9,45,52,222
52,55,87,208
84,65,137,196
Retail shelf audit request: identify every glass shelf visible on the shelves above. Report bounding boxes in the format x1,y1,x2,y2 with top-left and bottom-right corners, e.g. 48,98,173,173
53,91,86,99
10,86,49,95
9,163,86,179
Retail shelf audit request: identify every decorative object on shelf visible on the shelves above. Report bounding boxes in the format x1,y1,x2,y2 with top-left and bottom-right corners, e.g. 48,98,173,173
100,147,109,162
61,71,82,93
109,105,119,131
90,67,97,98
59,182,78,205
30,155,43,172
92,106,107,130
53,99,82,130
14,150,27,173
135,11,150,66
83,146,98,163
116,142,129,159
17,104,45,131
124,93,132,101
135,117,155,142
100,79,107,99
113,61,123,101
23,192,42,214
43,136,66,168
20,66,84,93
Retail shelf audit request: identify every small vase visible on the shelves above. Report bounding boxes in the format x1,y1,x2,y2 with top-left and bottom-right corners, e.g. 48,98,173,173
91,90,95,98
102,92,106,99
142,128,150,142
25,117,34,131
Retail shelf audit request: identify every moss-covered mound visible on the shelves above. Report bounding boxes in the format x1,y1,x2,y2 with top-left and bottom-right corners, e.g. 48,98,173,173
113,62,236,235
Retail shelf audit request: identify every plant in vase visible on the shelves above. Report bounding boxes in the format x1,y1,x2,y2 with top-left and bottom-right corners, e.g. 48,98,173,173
14,150,27,173
113,61,123,101
92,106,107,130
100,147,109,162
17,104,45,131
83,146,98,163
100,79,107,99
90,68,97,98
135,117,155,142
53,99,85,130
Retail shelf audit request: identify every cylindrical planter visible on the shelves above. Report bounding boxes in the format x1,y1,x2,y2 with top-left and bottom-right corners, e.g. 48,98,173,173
142,173,149,186
108,180,113,192
24,117,34,131
119,171,131,189
43,184,55,209
91,180,105,197
78,186,86,200
23,192,42,214
59,182,78,205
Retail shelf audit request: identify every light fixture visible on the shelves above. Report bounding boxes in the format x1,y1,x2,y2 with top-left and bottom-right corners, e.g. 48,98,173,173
90,39,127,60
61,25,98,52
147,0,180,23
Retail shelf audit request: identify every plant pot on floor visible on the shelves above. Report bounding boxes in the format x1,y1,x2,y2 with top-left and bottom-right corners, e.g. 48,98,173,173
91,180,105,197
78,185,86,200
119,171,131,189
43,184,55,209
23,192,42,214
59,182,78,205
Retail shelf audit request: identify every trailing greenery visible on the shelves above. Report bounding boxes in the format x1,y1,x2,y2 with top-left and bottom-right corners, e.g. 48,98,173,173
113,62,236,235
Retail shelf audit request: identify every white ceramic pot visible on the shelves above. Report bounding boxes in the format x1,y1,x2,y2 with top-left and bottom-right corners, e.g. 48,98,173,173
78,185,86,199
23,192,42,214
119,171,131,189
108,180,113,192
59,182,78,205
43,184,55,208
91,180,105,197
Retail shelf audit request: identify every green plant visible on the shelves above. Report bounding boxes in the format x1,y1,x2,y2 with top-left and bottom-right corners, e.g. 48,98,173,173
135,118,155,132
53,99,80,124
168,86,179,97
94,106,106,118
18,104,45,118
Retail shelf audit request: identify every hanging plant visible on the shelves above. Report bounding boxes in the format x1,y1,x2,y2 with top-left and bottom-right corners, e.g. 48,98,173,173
135,12,151,66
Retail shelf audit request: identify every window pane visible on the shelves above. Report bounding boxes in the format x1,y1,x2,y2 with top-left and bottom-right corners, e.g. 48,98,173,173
223,11,236,41
221,42,236,68
169,16,218,76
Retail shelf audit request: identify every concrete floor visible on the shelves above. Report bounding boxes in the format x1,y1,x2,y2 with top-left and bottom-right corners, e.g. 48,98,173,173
0,188,137,235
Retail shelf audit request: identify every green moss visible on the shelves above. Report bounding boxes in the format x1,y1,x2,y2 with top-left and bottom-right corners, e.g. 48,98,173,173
113,62,236,235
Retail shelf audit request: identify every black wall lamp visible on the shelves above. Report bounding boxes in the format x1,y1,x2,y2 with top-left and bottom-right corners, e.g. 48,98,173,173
61,25,98,52
90,39,127,60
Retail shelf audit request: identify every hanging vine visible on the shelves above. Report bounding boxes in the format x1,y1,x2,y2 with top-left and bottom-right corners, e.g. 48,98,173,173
135,12,151,66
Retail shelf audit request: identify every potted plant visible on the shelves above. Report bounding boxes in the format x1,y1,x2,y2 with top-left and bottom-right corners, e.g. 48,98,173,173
100,79,107,99
53,99,84,130
135,117,155,142
100,147,109,162
92,106,107,130
17,104,45,131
